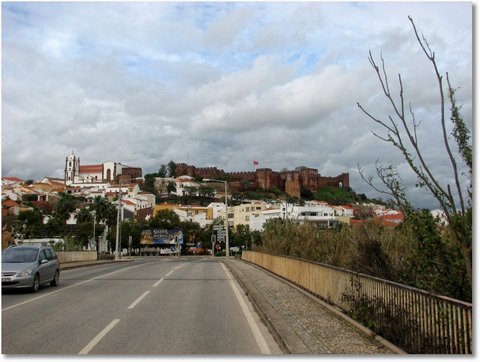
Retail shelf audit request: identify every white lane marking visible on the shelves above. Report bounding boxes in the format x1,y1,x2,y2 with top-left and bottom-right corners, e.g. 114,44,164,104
153,277,164,287
78,319,120,355
165,270,174,277
221,263,271,354
2,262,151,312
127,291,150,309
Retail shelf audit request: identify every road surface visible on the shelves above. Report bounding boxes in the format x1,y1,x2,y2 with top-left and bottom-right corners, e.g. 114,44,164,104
2,257,282,355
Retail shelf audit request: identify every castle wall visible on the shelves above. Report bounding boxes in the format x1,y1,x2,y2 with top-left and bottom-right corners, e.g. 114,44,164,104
299,168,320,192
317,173,349,189
175,163,349,198
283,171,301,198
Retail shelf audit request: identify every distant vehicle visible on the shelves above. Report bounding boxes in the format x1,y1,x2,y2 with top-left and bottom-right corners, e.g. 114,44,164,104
2,245,60,293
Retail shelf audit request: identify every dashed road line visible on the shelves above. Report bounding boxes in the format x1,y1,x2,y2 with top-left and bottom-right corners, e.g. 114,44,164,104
2,263,150,312
153,277,164,287
127,291,151,309
78,319,120,355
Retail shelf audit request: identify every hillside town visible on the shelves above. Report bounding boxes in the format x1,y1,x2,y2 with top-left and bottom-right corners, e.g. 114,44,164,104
2,152,441,251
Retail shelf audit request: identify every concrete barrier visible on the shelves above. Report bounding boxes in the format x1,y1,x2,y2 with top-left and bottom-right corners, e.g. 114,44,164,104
56,251,97,263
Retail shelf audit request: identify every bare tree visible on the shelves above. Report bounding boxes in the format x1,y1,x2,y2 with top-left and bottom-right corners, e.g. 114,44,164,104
357,17,472,284
357,161,412,215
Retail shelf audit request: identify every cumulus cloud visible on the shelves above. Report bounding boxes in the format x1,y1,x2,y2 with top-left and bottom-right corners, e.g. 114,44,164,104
1,2,472,209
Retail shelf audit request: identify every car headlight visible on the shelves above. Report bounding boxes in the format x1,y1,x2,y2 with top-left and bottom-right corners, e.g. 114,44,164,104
18,269,33,277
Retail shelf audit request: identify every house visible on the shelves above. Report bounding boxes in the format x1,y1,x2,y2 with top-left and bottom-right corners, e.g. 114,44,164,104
2,199,22,216
2,177,24,187
173,206,212,228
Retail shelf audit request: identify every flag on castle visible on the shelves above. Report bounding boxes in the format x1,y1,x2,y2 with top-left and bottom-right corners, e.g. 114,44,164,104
253,160,259,166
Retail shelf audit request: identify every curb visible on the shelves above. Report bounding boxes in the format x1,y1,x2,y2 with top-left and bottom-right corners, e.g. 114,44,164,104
224,259,311,354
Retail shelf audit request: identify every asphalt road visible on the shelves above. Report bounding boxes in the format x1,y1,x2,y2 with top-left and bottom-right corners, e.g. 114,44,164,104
2,257,282,355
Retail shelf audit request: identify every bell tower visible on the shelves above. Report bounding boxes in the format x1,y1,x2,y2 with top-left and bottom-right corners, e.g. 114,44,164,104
65,151,80,185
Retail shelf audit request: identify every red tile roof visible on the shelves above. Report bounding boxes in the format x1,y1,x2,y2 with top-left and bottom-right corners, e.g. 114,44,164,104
2,177,23,183
2,199,20,208
80,164,103,173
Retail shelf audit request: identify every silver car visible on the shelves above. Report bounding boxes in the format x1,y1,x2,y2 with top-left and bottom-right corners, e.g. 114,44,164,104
2,245,60,292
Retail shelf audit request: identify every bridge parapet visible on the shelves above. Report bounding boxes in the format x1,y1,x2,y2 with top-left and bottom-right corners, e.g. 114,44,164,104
242,251,472,354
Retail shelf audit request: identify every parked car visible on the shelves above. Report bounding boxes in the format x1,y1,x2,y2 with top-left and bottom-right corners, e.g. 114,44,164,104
2,245,60,292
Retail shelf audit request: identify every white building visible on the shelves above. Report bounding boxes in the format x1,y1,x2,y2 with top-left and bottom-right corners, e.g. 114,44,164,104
174,175,200,196
174,207,209,228
250,207,283,231
232,201,266,228
64,152,141,186
206,202,233,228
249,202,342,231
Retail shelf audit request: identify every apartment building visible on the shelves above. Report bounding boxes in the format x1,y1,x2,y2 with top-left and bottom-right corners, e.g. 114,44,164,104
232,201,267,228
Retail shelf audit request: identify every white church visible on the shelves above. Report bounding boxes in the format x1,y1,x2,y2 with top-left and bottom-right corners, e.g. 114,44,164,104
64,152,142,186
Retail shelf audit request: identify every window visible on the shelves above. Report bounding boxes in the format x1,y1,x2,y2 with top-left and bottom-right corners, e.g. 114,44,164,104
39,250,47,261
44,249,53,260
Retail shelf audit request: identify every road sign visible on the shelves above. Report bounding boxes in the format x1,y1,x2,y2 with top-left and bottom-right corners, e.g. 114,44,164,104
213,225,223,231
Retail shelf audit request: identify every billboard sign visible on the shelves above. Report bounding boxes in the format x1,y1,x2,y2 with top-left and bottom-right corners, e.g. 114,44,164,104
141,228,184,245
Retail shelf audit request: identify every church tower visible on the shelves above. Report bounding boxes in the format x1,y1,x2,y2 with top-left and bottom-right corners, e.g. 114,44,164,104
65,151,80,185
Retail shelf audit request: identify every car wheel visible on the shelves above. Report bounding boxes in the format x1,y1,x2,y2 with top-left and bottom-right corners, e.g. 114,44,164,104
32,274,40,293
50,270,59,287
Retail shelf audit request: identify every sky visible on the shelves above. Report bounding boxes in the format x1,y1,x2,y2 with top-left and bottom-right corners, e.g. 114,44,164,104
1,1,473,210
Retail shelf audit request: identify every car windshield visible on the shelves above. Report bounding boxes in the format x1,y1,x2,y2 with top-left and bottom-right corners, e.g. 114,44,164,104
2,248,39,263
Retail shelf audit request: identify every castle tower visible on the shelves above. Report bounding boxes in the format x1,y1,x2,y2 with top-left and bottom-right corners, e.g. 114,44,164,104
65,151,80,186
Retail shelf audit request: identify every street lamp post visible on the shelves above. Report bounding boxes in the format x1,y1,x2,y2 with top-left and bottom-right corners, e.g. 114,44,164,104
203,179,229,258
115,185,122,260
92,210,97,257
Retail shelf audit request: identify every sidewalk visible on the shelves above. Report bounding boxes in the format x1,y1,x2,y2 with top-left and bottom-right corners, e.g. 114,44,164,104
224,258,404,355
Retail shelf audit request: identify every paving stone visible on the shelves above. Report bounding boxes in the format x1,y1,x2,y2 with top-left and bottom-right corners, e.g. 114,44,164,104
226,258,392,355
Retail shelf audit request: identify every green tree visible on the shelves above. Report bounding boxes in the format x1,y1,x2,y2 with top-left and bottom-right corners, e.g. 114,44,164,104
158,164,168,178
167,181,176,195
54,193,78,224
91,196,116,228
15,209,44,239
121,219,145,252
167,160,177,178
143,173,157,194
231,224,252,249
75,207,93,224
44,216,65,238
149,210,180,229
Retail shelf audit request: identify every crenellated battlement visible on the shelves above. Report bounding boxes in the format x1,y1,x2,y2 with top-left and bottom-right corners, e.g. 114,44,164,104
174,162,349,198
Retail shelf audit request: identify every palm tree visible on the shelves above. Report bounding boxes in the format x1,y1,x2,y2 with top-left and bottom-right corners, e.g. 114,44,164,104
75,207,93,224
54,193,78,224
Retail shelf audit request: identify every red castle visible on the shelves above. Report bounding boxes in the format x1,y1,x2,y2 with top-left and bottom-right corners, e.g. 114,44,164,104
175,163,349,199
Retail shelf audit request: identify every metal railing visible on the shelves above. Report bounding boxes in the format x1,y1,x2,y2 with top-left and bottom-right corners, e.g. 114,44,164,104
242,251,472,354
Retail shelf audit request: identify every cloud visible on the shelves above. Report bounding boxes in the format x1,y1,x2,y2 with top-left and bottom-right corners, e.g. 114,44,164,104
1,2,472,210
190,62,356,134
